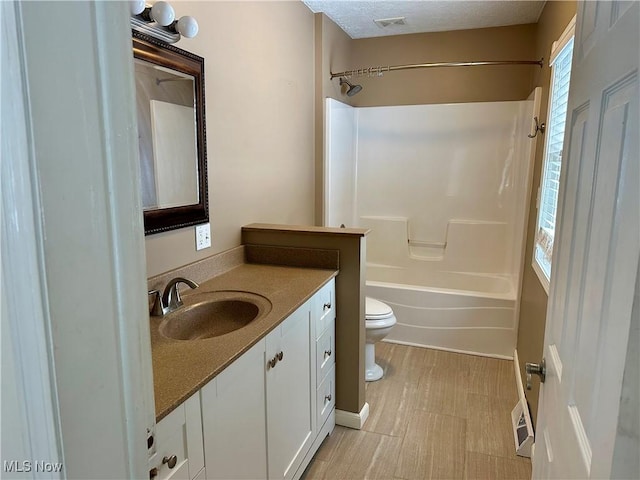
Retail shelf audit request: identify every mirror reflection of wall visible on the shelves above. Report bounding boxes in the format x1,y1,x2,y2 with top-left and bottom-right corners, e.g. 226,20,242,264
134,59,198,210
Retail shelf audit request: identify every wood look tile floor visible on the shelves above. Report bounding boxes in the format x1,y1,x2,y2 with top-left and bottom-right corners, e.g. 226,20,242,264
302,342,531,480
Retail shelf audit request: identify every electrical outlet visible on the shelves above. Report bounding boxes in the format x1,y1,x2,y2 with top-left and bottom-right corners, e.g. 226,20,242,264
195,223,211,250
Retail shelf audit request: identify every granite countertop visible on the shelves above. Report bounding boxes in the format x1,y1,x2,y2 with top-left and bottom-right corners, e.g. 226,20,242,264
150,262,337,422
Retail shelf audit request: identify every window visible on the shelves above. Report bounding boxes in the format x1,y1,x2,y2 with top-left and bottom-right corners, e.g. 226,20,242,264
533,17,576,293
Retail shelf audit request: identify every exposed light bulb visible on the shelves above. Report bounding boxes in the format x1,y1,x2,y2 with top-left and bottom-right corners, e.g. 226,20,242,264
130,0,146,15
176,16,199,38
150,1,175,26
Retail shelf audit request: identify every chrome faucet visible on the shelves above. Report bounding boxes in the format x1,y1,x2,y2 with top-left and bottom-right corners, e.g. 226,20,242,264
148,277,199,316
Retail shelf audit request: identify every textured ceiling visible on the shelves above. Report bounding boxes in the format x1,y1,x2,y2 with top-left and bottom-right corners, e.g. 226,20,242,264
302,1,546,39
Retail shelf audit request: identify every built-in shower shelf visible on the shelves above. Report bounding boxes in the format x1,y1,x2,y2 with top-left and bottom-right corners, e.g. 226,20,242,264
408,239,446,260
408,239,447,248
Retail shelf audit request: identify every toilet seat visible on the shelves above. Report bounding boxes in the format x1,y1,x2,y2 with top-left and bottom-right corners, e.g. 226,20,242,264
365,297,396,329
366,297,393,318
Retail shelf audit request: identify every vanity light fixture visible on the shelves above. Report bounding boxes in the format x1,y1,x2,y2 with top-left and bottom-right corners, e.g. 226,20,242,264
130,1,199,44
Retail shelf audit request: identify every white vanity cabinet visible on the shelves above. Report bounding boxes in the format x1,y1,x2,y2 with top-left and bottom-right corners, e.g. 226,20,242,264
314,320,335,431
296,279,336,478
200,278,336,480
311,278,336,432
150,394,205,480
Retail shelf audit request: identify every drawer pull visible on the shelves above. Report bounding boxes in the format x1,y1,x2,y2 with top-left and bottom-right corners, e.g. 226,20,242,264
325,394,332,402
149,467,158,479
324,349,332,358
323,302,332,310
163,455,178,469
277,351,284,361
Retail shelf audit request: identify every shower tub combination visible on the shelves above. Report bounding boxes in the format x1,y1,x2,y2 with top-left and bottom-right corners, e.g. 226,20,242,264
325,94,540,359
367,266,517,359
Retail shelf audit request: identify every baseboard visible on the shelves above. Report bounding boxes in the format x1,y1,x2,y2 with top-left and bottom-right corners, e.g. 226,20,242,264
513,348,526,402
530,441,536,462
335,402,369,430
293,409,335,480
512,349,534,458
383,339,513,360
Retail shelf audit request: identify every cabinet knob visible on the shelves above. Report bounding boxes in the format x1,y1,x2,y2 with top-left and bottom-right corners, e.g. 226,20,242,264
162,455,178,469
149,467,158,479
325,394,332,402
323,302,332,310
267,351,285,370
324,349,332,358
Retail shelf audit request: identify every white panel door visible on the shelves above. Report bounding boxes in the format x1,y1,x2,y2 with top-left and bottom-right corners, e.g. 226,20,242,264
532,1,639,479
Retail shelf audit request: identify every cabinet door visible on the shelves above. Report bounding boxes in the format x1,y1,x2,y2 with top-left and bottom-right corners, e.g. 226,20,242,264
201,339,267,480
266,302,314,480
185,394,205,479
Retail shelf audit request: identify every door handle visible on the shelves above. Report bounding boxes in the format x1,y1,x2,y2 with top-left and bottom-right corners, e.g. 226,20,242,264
525,358,546,390
162,455,178,469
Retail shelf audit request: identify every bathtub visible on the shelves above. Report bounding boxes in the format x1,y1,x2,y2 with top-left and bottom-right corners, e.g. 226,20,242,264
366,265,517,359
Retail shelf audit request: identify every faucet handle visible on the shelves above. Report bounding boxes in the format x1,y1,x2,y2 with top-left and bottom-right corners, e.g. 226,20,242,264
162,277,199,312
148,290,164,317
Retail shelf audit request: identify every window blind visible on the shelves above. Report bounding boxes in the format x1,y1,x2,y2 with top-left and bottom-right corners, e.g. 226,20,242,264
534,37,574,283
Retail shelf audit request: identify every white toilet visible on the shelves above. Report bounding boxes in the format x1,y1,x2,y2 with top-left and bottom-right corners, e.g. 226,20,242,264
365,297,397,381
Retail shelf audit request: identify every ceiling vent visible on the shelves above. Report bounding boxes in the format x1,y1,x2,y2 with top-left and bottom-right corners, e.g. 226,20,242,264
373,16,407,28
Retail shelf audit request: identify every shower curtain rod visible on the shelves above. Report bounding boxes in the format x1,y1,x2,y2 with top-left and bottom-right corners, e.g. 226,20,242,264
330,58,544,79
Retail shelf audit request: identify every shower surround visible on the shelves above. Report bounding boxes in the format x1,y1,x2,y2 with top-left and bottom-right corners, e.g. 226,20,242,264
325,95,539,358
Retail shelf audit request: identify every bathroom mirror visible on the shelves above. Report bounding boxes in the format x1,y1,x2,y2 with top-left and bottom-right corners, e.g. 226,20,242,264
132,30,208,235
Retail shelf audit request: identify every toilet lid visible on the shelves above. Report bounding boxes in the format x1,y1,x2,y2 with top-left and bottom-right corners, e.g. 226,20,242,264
366,297,394,319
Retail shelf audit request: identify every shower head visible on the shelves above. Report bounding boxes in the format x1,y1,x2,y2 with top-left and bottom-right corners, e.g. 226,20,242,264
339,77,363,97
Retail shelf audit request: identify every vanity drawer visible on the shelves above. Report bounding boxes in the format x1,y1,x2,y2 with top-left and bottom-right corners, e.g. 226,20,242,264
316,319,335,383
152,405,189,480
151,394,204,480
162,458,189,480
316,365,335,428
314,279,335,338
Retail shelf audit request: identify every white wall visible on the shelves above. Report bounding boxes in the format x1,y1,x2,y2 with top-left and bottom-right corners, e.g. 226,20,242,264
324,98,357,227
508,94,540,283
325,99,536,277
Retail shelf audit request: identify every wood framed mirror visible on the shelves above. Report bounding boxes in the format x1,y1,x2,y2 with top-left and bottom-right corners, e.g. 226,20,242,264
132,30,208,235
